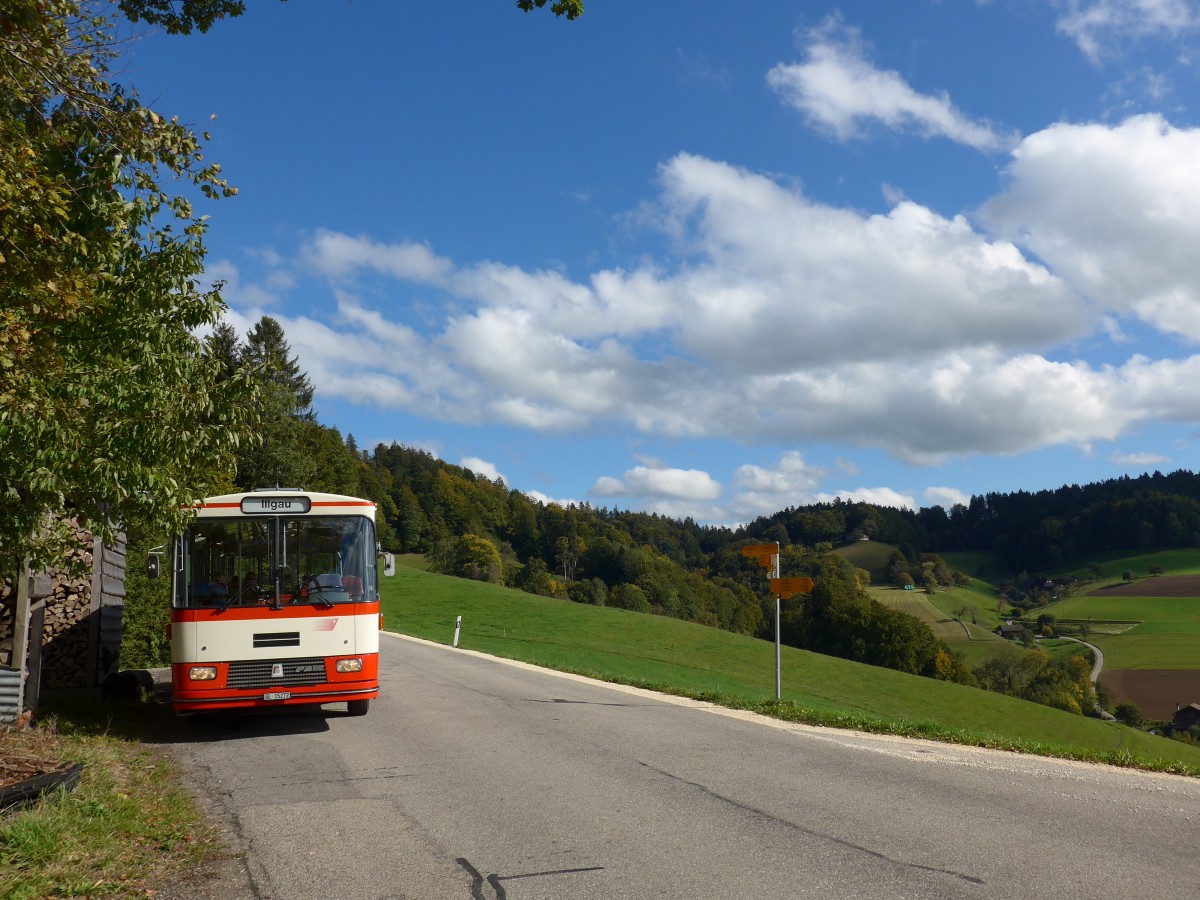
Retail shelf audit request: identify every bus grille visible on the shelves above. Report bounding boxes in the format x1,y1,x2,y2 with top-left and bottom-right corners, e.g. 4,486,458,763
227,657,327,689
253,631,300,648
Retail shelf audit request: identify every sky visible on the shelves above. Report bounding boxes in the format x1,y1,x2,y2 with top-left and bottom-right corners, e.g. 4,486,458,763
125,0,1200,525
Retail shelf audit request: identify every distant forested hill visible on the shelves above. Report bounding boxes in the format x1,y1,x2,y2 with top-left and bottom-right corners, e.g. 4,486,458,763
294,428,1200,642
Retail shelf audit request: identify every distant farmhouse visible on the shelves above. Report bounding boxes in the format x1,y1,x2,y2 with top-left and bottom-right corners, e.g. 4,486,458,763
996,621,1026,641
1172,703,1200,733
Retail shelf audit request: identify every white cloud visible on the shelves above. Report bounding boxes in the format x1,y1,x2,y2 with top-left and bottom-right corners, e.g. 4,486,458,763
590,465,723,501
243,112,1200,472
767,18,1016,151
304,230,452,282
982,115,1200,341
654,154,1085,372
460,457,505,483
1055,0,1200,61
207,259,286,309
524,490,579,508
729,451,826,517
1111,451,1171,466
734,451,824,494
923,486,971,509
814,487,918,512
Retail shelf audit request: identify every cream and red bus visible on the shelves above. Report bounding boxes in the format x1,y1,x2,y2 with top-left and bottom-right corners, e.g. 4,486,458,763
165,489,388,716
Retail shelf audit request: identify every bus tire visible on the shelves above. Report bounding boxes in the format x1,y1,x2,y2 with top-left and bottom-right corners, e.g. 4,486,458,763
347,699,370,717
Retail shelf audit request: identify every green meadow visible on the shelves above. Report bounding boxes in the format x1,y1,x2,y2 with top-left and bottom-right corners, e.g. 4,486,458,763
1041,593,1200,669
380,564,1200,775
1059,548,1200,579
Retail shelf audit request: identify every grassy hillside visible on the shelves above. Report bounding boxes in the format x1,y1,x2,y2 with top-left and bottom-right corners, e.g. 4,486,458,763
1057,548,1200,580
941,550,1007,582
832,539,896,581
380,566,1200,775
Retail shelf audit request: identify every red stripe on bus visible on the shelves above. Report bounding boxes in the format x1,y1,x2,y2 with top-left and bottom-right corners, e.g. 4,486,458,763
173,602,380,622
185,500,375,510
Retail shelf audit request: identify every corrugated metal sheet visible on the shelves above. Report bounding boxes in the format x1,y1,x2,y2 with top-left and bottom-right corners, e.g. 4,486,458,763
101,572,126,600
0,666,21,723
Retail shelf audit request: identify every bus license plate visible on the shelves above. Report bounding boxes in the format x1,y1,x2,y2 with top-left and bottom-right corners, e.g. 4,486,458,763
264,691,291,701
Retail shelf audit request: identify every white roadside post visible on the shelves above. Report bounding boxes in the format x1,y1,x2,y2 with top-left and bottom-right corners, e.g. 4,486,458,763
453,615,462,648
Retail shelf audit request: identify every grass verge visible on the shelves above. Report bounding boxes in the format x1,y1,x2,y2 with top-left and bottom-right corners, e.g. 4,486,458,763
0,699,215,900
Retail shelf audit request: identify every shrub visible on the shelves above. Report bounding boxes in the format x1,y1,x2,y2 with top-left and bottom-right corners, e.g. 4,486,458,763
1114,701,1145,728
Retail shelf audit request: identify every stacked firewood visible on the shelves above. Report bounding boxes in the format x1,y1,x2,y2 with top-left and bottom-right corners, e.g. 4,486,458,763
0,522,95,688
40,521,95,690
0,575,14,667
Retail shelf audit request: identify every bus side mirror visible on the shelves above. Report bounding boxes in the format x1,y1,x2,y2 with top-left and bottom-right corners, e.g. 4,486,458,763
382,553,395,577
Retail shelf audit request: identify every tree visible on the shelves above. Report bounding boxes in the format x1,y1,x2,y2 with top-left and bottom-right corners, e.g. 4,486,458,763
514,556,559,597
452,534,503,584
554,534,586,582
610,583,651,613
1114,700,1145,728
119,0,585,31
516,0,584,19
243,316,315,418
1,0,256,576
117,0,251,33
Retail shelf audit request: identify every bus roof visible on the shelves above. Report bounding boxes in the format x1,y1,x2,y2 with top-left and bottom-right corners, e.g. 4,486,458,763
190,490,377,520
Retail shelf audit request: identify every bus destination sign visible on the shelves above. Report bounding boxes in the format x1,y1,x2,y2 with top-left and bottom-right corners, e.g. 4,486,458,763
240,495,312,515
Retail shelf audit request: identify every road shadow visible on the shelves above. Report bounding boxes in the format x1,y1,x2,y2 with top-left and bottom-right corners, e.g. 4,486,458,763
41,669,354,746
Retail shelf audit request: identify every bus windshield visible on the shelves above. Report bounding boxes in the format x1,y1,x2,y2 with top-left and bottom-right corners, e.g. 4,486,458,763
177,515,377,608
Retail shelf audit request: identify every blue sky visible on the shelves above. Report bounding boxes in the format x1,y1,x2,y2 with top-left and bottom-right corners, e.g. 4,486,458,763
128,1,1200,523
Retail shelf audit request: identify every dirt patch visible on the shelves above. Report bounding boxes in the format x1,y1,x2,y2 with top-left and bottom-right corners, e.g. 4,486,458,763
1093,575,1200,597
1,720,68,789
1101,669,1200,720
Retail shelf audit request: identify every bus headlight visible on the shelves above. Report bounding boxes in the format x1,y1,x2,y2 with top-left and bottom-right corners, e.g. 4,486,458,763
189,666,218,681
336,658,363,674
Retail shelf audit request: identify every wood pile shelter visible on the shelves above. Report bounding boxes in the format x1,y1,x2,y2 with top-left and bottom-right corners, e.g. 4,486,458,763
0,519,127,722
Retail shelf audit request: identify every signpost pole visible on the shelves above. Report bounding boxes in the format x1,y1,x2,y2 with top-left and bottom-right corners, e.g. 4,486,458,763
740,542,810,704
774,550,781,701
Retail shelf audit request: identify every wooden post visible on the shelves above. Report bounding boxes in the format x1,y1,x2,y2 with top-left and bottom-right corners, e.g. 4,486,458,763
13,565,31,710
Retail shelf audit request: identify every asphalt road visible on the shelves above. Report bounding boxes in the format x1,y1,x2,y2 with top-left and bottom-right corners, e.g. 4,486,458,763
157,632,1200,900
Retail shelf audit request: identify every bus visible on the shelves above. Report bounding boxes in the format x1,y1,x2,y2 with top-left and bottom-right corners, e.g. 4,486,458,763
160,489,391,716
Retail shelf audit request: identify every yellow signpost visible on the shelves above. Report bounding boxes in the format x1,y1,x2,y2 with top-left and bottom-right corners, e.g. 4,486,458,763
740,544,778,569
769,576,815,599
741,544,816,699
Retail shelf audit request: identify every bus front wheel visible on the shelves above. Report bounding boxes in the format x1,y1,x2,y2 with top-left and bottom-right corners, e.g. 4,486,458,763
347,699,370,717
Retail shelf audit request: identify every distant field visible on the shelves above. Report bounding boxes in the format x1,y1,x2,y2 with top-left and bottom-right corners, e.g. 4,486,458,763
1103,670,1200,720
869,587,966,642
1042,592,1200,669
380,567,1200,772
833,540,896,581
1092,575,1200,597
